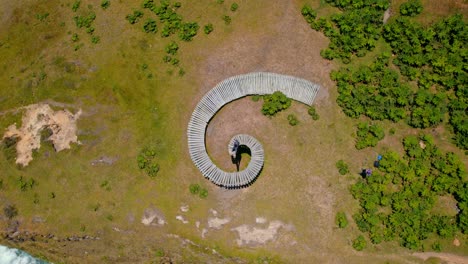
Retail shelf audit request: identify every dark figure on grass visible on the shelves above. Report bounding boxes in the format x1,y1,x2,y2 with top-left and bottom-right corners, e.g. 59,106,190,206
230,139,240,171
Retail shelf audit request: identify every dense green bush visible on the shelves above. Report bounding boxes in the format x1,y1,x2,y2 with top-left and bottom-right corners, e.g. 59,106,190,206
355,122,385,149
352,235,367,251
399,0,423,17
164,41,178,55
308,106,319,120
126,10,143,24
143,19,158,33
101,0,110,10
222,15,231,25
91,35,100,44
231,3,239,12
301,1,389,62
351,134,467,249
335,160,349,175
204,23,214,34
189,183,208,198
301,5,317,24
179,22,199,41
287,114,299,126
137,147,160,178
335,212,348,228
74,12,96,28
261,91,292,116
72,0,81,12
332,53,411,122
189,183,200,194
199,188,208,198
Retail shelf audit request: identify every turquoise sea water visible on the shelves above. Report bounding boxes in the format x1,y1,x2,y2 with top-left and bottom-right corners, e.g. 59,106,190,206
0,245,48,264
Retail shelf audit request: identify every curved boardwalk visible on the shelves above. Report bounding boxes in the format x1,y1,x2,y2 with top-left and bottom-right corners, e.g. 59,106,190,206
187,72,320,188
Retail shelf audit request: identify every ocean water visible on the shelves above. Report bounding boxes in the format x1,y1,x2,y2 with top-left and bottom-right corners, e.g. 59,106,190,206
0,245,48,264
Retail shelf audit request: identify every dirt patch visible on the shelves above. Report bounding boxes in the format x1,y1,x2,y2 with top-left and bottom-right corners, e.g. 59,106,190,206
231,220,294,247
141,207,166,226
412,252,468,264
2,103,81,166
208,217,231,230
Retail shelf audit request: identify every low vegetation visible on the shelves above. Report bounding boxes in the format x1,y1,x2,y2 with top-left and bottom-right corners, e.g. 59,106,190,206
304,1,467,150
355,122,385,150
189,183,208,198
351,134,467,249
137,147,160,178
261,91,291,116
335,160,349,175
308,106,319,120
287,114,299,126
335,212,348,228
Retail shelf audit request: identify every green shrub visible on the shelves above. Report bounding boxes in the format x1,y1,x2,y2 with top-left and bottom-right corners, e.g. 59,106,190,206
142,0,154,9
199,188,208,198
101,0,110,9
301,4,316,24
170,58,179,66
178,68,185,76
352,235,367,251
222,15,231,25
231,3,239,12
173,2,181,8
86,26,94,34
163,55,172,63
261,91,292,116
308,106,319,120
91,35,100,44
217,0,224,4
400,0,423,17
73,12,96,28
143,19,158,33
137,147,160,178
287,114,299,126
36,13,49,22
204,23,214,34
335,160,349,175
126,10,143,24
165,41,179,55
335,212,348,228
189,183,200,194
251,95,262,102
355,122,385,150
351,134,467,249
179,22,199,41
72,0,81,12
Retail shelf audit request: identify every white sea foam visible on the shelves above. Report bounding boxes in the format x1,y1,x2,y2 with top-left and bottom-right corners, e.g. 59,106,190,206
0,245,48,264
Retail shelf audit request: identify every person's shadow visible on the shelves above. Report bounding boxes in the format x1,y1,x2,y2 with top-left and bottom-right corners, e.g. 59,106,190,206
231,145,251,171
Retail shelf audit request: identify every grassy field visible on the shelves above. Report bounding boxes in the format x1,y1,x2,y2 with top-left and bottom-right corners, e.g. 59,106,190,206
0,0,467,263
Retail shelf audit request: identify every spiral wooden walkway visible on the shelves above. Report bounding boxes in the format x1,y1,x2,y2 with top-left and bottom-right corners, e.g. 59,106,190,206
187,72,320,188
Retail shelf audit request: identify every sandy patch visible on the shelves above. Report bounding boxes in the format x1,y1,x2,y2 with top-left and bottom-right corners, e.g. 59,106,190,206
412,252,468,264
207,217,231,229
3,103,81,166
141,207,166,226
231,220,294,247
176,215,189,224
